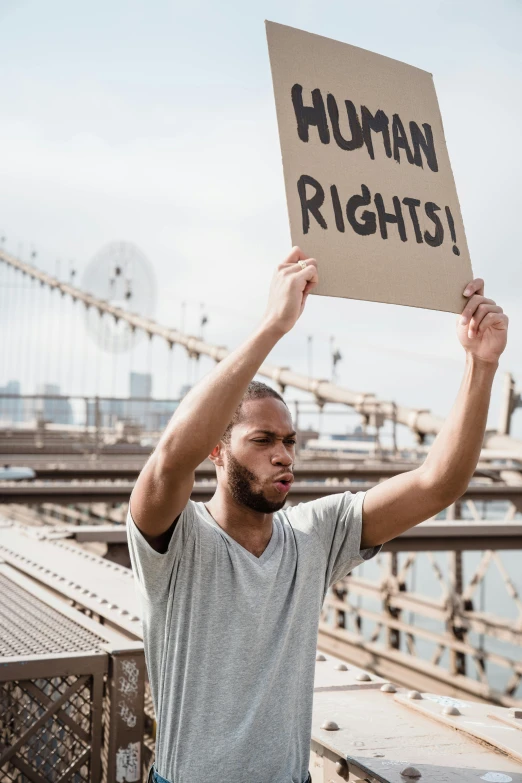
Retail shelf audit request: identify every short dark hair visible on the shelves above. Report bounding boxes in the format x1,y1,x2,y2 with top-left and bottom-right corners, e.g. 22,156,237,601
222,381,287,444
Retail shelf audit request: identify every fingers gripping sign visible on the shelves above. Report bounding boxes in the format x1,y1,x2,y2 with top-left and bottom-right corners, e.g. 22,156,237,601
264,247,319,335
458,278,508,364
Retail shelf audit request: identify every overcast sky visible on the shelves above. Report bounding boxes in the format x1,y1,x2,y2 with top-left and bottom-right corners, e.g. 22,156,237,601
1,0,521,442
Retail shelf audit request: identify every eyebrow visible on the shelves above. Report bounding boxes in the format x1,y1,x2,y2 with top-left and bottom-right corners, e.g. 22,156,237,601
251,430,297,438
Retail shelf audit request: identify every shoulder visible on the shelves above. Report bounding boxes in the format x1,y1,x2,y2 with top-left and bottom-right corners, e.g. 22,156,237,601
286,491,365,552
285,491,360,526
126,498,199,559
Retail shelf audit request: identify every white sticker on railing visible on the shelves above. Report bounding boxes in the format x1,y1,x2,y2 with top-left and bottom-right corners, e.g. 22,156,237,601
116,741,141,782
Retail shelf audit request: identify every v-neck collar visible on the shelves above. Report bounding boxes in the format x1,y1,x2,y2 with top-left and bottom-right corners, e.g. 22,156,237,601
199,503,280,566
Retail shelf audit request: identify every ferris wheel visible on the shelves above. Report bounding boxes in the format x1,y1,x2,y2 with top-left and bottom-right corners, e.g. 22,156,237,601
82,241,157,353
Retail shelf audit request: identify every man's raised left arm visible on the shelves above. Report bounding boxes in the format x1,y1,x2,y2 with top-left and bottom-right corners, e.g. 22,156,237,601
360,277,509,549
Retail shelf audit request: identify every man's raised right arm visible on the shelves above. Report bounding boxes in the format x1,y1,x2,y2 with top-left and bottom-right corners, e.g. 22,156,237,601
129,248,318,547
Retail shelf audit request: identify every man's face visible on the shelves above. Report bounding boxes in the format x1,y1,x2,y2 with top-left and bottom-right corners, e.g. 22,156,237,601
222,398,296,513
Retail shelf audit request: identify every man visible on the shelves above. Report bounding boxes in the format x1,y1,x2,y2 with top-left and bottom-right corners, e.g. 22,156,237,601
127,247,508,783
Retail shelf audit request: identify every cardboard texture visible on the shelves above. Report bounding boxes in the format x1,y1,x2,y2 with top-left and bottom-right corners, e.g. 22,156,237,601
266,21,473,314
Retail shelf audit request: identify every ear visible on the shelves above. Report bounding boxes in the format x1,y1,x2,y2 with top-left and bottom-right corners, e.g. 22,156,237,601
209,442,225,467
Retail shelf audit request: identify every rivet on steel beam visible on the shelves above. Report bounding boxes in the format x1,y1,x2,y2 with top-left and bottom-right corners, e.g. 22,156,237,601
335,758,349,780
334,663,348,671
356,673,371,681
400,766,422,779
321,720,339,731
407,690,422,700
442,706,461,716
381,683,397,693
316,653,326,662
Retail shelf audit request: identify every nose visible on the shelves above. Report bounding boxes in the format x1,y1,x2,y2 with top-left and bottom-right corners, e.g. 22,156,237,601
271,444,293,467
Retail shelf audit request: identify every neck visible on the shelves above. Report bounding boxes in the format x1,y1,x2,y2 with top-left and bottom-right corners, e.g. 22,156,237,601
206,487,274,558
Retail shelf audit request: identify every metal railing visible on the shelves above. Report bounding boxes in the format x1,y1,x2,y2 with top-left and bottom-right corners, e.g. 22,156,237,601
0,564,147,783
0,393,408,458
0,394,178,451
1,656,105,782
319,510,522,706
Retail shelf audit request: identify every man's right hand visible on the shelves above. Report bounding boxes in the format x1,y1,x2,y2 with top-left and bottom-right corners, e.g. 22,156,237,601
262,247,318,336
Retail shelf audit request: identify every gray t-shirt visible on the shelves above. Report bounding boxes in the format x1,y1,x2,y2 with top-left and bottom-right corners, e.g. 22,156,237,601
127,491,381,783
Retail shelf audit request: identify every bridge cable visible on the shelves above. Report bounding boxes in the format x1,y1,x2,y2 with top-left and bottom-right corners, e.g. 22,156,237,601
1,247,521,456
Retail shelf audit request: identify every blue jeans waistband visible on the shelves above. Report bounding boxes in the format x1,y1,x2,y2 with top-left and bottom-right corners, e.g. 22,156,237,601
152,770,170,783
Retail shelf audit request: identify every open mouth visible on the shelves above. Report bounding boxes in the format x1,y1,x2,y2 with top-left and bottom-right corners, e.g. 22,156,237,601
274,479,292,493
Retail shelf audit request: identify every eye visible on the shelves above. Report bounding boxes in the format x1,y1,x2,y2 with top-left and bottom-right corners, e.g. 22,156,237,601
285,439,296,445
253,438,270,443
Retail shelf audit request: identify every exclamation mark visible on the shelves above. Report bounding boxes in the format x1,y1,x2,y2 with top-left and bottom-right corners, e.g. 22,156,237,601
445,206,460,256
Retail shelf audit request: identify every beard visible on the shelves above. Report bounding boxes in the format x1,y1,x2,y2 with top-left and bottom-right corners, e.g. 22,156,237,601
226,451,286,513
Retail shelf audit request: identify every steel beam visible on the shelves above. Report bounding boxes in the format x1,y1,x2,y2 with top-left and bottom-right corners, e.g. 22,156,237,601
3,479,522,507
317,625,520,707
309,661,522,782
1,459,512,484
0,526,143,638
34,519,522,552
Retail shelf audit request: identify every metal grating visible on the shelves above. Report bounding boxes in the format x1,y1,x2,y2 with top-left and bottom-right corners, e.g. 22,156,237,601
0,675,93,782
0,574,106,657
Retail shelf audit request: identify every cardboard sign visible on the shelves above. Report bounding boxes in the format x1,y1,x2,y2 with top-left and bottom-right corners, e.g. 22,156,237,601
266,21,473,314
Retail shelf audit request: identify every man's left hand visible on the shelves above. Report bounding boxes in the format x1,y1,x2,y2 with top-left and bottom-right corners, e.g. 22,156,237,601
458,278,508,364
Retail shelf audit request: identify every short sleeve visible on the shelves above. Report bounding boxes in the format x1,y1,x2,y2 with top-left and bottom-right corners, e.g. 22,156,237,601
126,499,195,599
304,491,382,588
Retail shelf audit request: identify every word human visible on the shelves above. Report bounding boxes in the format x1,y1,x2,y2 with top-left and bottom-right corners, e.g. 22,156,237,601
292,84,439,173
297,175,460,255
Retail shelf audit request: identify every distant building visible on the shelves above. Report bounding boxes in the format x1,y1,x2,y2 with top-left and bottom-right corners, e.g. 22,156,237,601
84,371,175,433
0,380,23,423
130,372,152,399
296,427,319,452
304,426,379,456
126,371,176,432
141,400,175,432
86,397,125,428
0,380,21,394
37,383,73,425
